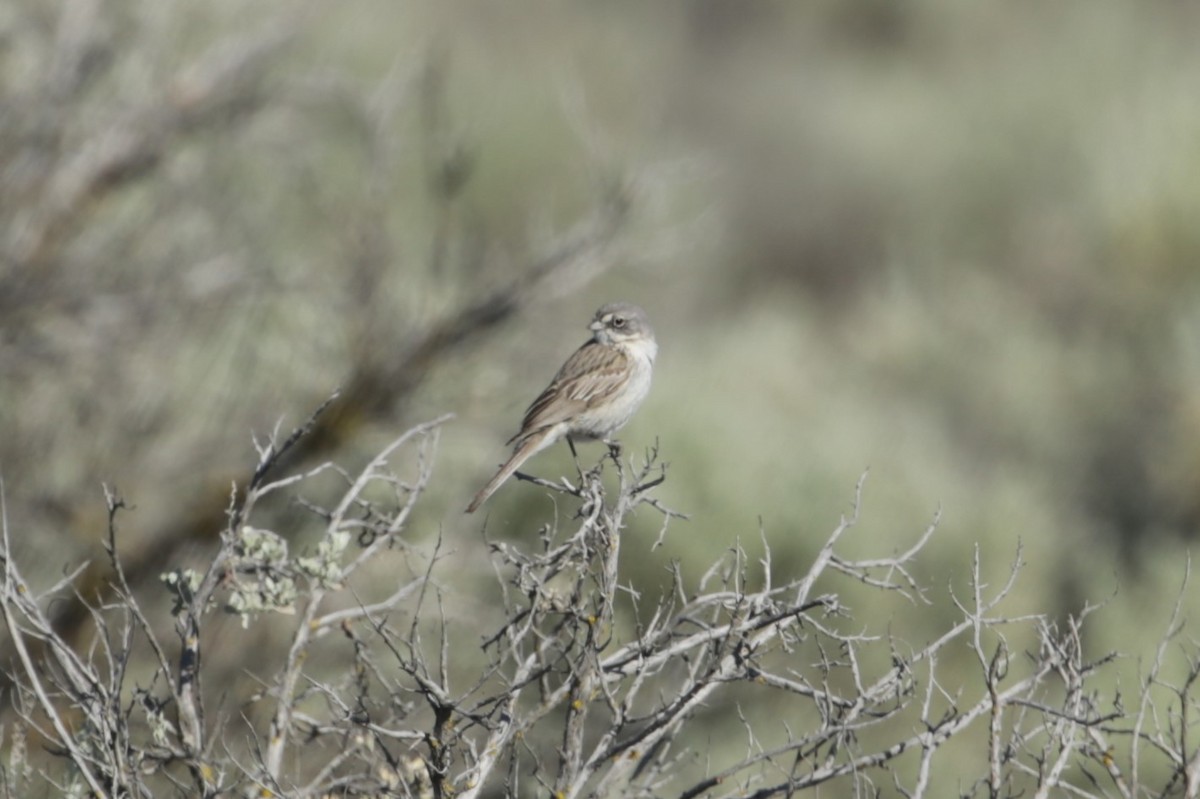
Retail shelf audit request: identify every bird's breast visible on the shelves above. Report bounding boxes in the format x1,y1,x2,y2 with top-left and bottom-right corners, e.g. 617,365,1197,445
568,340,654,440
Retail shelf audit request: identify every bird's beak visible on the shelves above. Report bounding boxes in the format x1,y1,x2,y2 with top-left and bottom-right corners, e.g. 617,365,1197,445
589,319,603,332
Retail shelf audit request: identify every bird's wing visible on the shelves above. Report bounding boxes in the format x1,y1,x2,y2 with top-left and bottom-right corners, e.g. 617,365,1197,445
507,342,630,444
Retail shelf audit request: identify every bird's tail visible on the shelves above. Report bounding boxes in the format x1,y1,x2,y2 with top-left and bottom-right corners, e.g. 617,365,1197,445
466,433,548,513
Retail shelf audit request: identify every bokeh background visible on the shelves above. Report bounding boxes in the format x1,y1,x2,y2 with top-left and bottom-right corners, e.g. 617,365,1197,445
4,0,1200,792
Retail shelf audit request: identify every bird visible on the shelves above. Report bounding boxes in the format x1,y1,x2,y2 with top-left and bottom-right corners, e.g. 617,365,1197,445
466,302,657,513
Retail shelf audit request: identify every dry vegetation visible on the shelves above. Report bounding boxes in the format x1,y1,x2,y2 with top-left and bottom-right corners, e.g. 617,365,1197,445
5,411,1200,797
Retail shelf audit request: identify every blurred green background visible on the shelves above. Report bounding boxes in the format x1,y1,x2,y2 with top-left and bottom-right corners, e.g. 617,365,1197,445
4,0,1200,792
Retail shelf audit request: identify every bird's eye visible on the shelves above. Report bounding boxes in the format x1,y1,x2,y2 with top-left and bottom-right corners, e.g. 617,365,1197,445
611,316,626,328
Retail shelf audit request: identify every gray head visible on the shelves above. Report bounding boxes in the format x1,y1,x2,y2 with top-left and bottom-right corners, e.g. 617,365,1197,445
588,302,654,346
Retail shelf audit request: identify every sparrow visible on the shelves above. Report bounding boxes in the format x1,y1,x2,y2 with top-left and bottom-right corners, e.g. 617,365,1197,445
466,302,656,513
